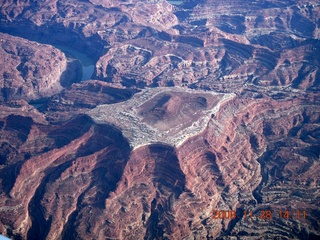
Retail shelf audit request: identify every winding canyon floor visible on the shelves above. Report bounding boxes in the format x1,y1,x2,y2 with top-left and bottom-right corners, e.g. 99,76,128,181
0,0,320,239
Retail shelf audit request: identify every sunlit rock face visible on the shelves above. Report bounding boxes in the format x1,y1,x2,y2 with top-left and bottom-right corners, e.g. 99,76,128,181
1,93,319,239
1,0,319,91
0,33,66,101
0,0,320,239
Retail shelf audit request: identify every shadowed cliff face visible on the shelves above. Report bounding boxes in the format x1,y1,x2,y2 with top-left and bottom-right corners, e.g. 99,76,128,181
0,114,132,240
68,144,187,239
0,0,320,239
1,94,319,239
1,0,319,91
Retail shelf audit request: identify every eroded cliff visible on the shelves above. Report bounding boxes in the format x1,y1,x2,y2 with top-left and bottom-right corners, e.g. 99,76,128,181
0,0,319,239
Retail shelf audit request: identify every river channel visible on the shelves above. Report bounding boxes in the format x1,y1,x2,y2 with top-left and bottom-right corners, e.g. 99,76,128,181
167,0,184,5
54,45,95,81
29,44,95,108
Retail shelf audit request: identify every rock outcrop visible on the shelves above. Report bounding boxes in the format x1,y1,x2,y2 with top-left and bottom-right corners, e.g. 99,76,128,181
0,33,66,101
0,0,319,239
1,93,319,239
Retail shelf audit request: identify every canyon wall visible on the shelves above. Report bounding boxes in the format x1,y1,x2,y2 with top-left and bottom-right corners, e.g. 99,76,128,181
0,0,319,239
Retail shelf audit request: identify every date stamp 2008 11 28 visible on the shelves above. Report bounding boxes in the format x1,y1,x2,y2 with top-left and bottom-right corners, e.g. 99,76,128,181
212,209,307,220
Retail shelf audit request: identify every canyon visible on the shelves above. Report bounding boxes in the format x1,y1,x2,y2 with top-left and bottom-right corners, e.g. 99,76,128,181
0,0,319,239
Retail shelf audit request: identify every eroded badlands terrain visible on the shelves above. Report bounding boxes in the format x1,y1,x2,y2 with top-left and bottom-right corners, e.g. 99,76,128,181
89,87,235,148
0,0,320,239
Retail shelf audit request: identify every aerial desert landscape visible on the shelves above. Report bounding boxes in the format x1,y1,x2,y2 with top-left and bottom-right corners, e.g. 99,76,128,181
0,0,319,239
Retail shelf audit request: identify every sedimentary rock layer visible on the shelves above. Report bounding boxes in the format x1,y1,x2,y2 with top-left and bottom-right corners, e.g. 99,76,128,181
1,92,319,239
0,0,319,239
0,33,66,101
1,0,319,91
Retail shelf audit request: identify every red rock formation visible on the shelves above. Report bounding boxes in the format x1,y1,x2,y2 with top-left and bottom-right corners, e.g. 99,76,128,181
1,0,319,90
0,93,319,239
0,115,131,239
0,0,319,239
0,33,66,101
